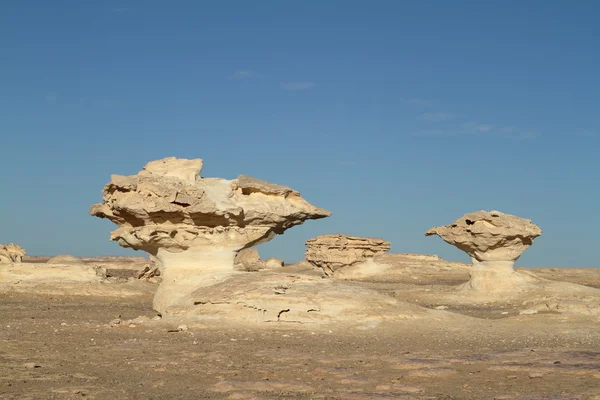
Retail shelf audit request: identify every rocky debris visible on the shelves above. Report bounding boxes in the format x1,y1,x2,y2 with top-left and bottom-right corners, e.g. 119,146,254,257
305,234,391,276
426,211,543,293
0,243,26,263
137,264,161,281
90,157,330,314
234,248,262,272
46,254,83,265
136,255,162,282
263,257,284,269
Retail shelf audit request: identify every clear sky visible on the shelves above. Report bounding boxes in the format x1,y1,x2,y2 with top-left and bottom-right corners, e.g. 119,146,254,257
1,1,598,267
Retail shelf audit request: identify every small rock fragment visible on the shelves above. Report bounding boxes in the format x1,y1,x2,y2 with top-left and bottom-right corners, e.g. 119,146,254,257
519,309,538,315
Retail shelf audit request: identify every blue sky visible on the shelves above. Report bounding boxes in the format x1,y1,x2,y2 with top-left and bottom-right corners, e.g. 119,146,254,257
1,1,598,267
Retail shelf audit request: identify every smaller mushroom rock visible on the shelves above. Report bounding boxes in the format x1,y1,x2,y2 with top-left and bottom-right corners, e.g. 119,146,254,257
234,248,262,272
0,243,26,264
305,234,391,276
425,210,542,293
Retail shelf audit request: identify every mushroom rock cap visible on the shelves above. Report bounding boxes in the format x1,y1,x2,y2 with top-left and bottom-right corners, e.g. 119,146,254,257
305,234,391,276
425,210,542,262
90,157,331,255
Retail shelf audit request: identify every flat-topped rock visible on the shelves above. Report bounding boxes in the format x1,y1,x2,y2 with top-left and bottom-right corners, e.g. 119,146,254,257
305,234,391,276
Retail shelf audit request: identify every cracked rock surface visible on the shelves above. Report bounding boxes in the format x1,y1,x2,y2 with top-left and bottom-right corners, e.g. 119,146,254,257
189,272,447,326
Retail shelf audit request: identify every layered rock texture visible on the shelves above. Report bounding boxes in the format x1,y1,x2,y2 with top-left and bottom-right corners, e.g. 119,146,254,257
0,244,26,264
90,157,331,314
305,234,391,276
426,210,542,293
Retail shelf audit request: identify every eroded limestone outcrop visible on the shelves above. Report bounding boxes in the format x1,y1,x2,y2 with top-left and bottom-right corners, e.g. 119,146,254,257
425,210,542,293
90,157,331,314
189,272,448,326
305,234,391,277
0,243,26,264
233,248,262,272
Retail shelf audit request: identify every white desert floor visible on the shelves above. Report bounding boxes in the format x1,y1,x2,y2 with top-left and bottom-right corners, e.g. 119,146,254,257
1,256,600,399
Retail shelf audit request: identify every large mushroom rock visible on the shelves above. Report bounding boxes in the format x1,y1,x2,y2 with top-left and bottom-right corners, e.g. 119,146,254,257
90,157,331,314
0,243,26,264
305,234,391,277
425,210,542,292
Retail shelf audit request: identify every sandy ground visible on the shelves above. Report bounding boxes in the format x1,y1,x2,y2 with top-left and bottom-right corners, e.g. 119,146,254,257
2,270,600,400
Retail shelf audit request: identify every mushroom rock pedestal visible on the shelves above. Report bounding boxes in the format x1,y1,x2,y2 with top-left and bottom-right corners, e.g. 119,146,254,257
305,234,391,278
425,210,543,295
90,157,331,315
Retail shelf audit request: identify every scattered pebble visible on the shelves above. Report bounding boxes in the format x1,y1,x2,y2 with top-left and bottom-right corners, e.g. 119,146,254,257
434,306,448,310
177,325,188,332
529,372,544,379
23,362,41,369
519,309,538,315
60,322,68,326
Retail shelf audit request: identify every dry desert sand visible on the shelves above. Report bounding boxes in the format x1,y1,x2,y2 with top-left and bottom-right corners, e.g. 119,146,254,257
1,157,600,399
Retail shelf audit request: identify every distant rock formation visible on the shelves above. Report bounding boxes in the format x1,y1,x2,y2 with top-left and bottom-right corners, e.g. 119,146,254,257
305,234,391,276
47,254,83,265
0,243,26,263
90,157,331,314
262,257,284,269
426,210,542,293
